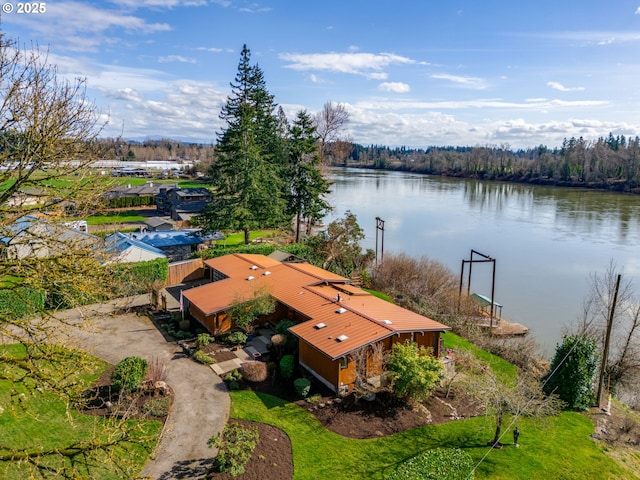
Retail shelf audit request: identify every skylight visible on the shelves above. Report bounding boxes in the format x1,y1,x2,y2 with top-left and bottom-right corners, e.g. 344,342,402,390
382,319,393,324
246,276,255,281
263,271,271,276
314,322,327,329
336,307,347,314
250,265,258,270
336,334,349,342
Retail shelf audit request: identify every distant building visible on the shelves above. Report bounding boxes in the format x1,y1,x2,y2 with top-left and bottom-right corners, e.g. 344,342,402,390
1,216,99,260
103,182,174,200
128,229,216,262
154,186,212,221
143,217,175,232
104,232,167,263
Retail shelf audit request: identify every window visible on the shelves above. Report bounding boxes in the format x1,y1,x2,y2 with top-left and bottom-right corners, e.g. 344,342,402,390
339,357,348,369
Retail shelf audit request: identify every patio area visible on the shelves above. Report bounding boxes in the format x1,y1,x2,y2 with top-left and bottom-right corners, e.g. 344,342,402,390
210,327,274,376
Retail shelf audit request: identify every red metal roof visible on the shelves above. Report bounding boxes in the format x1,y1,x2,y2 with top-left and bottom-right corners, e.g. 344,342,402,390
185,254,450,359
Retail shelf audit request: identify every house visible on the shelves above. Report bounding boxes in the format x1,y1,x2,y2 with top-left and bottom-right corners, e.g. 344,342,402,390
0,215,100,260
143,217,174,232
155,186,212,221
182,253,450,394
127,229,222,262
103,182,171,200
104,232,167,263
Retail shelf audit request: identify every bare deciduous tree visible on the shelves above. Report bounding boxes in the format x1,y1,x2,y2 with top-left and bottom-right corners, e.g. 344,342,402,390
464,370,561,447
575,261,640,406
314,101,349,163
0,34,157,478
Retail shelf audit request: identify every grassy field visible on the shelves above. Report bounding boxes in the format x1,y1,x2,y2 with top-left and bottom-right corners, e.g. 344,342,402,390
0,344,161,479
230,390,630,480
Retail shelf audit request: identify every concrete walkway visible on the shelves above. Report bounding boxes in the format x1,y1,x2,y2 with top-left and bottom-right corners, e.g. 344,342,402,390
50,295,230,479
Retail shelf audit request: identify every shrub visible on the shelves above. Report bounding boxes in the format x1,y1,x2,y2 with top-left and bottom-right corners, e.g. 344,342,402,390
228,381,240,390
279,355,295,379
193,350,215,365
109,258,169,297
271,333,287,348
142,397,171,417
224,369,243,383
208,421,259,476
196,333,214,349
385,448,474,480
111,356,149,393
387,341,444,402
223,331,248,346
275,320,297,347
543,334,598,410
241,361,268,382
146,357,168,383
294,377,311,397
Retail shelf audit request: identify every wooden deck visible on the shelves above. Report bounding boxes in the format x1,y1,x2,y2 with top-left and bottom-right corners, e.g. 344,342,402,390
476,314,529,336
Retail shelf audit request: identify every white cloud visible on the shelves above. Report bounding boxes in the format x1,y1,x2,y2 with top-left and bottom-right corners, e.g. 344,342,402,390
378,82,411,93
280,51,415,79
158,55,197,64
547,81,585,92
3,1,170,52
635,7,640,14
197,47,225,53
106,88,144,102
430,73,488,90
351,97,608,113
100,80,227,141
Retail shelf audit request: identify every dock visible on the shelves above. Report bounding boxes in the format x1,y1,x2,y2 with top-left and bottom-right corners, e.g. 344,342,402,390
470,293,529,336
476,313,529,336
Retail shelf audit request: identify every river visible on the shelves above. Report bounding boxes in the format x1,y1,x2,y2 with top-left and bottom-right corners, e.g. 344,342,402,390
326,167,640,356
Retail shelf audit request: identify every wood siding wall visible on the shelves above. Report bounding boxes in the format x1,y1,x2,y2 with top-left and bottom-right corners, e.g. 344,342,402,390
166,258,204,286
299,340,339,391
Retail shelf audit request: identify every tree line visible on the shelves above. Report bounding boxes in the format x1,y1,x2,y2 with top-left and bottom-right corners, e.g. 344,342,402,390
338,134,640,193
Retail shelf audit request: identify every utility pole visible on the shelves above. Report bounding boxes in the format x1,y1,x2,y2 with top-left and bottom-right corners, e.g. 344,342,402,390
596,273,621,409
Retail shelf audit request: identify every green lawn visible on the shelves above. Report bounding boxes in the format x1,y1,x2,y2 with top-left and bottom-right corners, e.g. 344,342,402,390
214,230,280,246
443,331,517,384
227,333,630,479
229,389,631,480
85,211,149,225
0,344,161,479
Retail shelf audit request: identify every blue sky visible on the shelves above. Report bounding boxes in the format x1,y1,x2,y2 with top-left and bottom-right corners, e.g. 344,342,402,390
2,0,640,148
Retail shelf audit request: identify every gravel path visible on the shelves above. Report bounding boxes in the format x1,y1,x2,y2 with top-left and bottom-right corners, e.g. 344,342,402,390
51,296,230,479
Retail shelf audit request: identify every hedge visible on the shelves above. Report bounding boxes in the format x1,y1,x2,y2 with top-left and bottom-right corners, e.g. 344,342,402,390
110,258,169,296
108,196,155,209
196,242,314,261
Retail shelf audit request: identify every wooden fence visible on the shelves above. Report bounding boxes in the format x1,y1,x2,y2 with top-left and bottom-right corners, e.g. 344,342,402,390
166,258,205,286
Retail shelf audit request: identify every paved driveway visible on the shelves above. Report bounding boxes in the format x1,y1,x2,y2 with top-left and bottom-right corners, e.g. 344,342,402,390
52,296,230,479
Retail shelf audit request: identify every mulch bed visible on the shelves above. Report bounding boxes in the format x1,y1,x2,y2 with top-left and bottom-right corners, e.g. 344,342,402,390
207,420,293,480
79,366,173,422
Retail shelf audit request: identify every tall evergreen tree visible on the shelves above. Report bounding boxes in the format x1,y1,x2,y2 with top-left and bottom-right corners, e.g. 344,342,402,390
284,110,332,242
197,45,285,244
